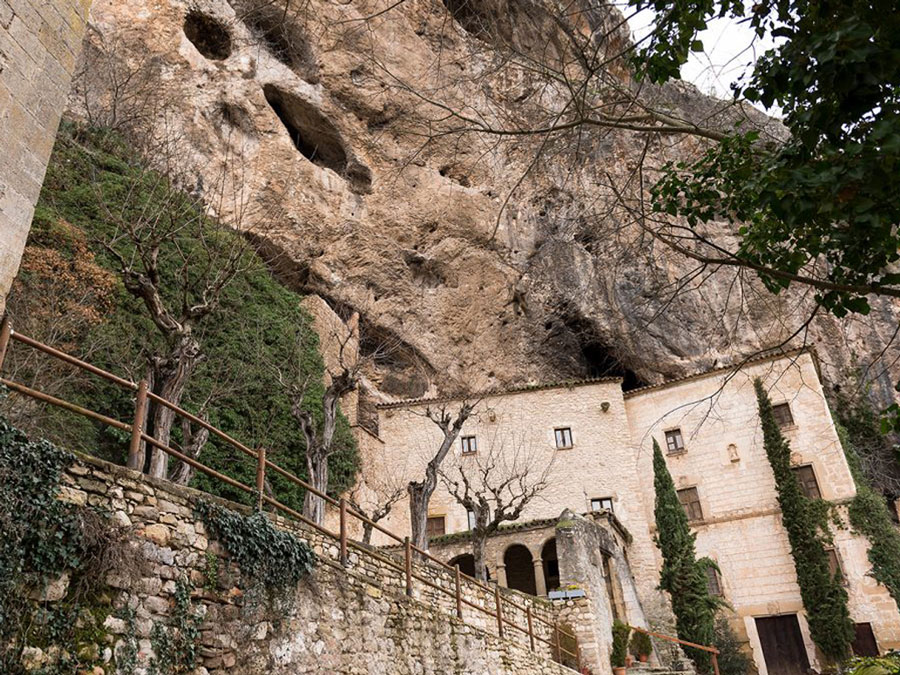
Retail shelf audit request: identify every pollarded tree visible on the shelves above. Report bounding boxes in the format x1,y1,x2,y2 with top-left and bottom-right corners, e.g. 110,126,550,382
754,378,854,662
440,430,554,580
652,438,720,672
407,400,479,551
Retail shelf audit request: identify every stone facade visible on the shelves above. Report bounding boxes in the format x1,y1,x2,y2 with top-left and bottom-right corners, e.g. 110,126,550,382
359,350,900,675
0,0,91,314
43,451,575,674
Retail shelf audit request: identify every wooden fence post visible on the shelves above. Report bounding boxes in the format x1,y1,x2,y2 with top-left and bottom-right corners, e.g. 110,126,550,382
455,564,463,619
712,652,720,675
526,606,535,652
494,586,504,638
255,446,266,512
404,537,412,596
339,497,348,566
0,314,11,372
127,379,148,471
554,620,561,663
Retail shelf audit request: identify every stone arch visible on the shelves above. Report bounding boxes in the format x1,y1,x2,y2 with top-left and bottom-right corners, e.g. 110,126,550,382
503,544,536,595
449,553,476,578
183,11,232,60
541,537,560,592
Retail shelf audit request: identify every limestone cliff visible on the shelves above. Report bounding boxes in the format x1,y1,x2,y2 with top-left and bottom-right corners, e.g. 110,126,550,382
74,0,900,409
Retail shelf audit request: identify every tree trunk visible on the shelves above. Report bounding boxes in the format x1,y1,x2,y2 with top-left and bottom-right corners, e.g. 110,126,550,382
146,333,202,479
304,448,329,526
408,480,431,551
362,522,374,545
473,532,489,581
170,422,210,486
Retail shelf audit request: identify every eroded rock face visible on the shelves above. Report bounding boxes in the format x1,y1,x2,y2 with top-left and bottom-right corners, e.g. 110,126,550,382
76,0,900,407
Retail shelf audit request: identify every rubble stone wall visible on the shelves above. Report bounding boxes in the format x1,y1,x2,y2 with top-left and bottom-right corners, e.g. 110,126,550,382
44,451,574,674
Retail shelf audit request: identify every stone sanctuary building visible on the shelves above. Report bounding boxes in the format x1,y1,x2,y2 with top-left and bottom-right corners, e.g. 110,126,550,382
338,339,900,675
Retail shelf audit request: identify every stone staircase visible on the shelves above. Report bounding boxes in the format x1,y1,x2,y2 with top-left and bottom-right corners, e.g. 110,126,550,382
628,658,697,675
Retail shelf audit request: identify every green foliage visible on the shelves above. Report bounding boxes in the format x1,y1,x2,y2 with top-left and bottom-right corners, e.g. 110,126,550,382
610,620,630,668
652,439,720,672
713,614,752,675
754,379,853,661
845,652,900,675
629,630,652,658
195,501,316,588
202,552,220,594
835,423,900,607
26,121,359,509
630,0,900,318
149,578,202,675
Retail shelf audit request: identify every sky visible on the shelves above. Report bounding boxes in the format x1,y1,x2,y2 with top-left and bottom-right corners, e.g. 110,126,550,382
626,8,780,105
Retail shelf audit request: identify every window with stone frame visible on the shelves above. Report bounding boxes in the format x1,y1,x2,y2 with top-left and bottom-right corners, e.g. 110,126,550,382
773,402,795,428
665,428,686,454
460,435,477,454
590,497,614,513
706,565,723,596
426,515,446,538
677,486,704,522
791,464,822,499
554,427,573,449
826,547,847,585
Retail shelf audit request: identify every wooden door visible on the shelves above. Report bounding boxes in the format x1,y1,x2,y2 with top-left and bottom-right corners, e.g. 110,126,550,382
755,615,810,675
852,623,879,657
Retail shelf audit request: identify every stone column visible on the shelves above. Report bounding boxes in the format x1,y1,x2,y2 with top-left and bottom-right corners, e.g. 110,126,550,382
533,558,547,596
0,0,92,314
496,562,508,588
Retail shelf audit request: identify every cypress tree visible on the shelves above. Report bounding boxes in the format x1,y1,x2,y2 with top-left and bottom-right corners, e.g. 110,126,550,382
652,439,719,672
754,379,854,662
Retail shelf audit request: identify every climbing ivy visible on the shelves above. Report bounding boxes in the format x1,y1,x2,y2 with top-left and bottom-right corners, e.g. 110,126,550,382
836,422,900,607
651,439,721,673
754,379,854,662
194,501,316,589
149,579,203,675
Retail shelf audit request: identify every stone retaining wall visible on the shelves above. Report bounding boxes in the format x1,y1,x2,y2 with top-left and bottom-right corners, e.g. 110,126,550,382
48,451,576,674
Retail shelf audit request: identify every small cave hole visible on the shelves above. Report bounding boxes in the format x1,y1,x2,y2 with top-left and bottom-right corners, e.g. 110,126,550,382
263,84,347,174
215,102,256,136
239,4,319,82
442,0,490,38
184,11,232,60
582,342,644,391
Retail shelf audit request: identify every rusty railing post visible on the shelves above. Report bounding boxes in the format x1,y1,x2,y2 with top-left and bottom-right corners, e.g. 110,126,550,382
575,637,581,672
255,446,266,512
554,620,561,663
494,586,504,638
404,537,412,596
339,497,348,566
127,379,149,471
526,606,535,652
0,314,11,372
454,564,463,619
712,652,720,675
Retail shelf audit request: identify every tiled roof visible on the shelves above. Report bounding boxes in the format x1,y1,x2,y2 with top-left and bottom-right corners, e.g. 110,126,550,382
376,376,623,409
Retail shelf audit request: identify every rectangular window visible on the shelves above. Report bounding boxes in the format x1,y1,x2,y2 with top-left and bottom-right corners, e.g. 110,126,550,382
460,435,477,454
665,428,686,454
426,515,446,538
706,566,722,596
792,465,822,499
677,487,704,522
773,403,795,428
555,427,573,449
590,497,614,513
467,510,476,530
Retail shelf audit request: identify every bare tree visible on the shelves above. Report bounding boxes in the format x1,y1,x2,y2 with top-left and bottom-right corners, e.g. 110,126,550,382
407,399,479,551
348,477,407,545
440,429,554,580
273,326,363,525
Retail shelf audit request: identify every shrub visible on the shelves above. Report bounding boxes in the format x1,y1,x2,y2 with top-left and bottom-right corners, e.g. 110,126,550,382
630,630,652,658
611,620,631,668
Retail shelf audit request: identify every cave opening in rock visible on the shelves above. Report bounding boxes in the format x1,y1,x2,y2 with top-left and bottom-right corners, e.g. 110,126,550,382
442,0,491,38
582,342,643,391
237,2,319,82
183,11,232,60
263,84,348,174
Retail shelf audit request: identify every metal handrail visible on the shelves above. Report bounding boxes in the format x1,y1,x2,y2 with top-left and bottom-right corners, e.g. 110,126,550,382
0,317,587,669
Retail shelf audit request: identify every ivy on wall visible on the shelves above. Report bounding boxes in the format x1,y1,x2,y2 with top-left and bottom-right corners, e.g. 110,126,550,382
754,379,854,662
651,438,721,673
836,423,900,607
195,501,316,589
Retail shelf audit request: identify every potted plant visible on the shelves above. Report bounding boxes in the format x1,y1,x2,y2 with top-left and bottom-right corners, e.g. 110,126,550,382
611,620,631,675
630,630,652,663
